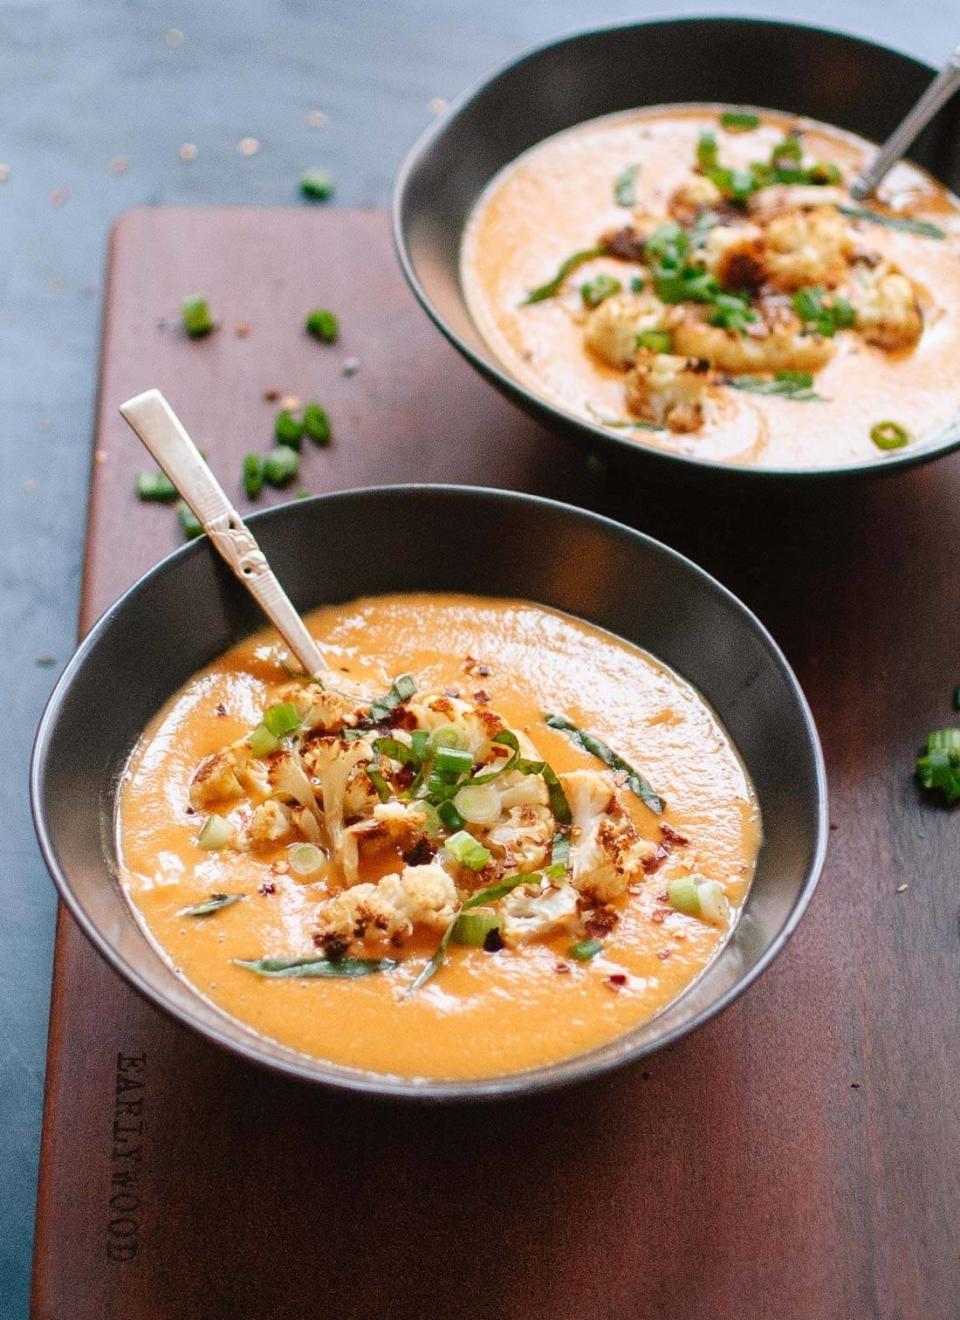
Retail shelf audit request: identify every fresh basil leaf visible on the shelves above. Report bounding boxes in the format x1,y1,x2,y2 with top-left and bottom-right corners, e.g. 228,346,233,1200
613,163,640,207
544,714,664,813
368,673,416,723
837,205,945,240
522,246,608,305
234,955,398,978
181,893,244,917
728,372,825,401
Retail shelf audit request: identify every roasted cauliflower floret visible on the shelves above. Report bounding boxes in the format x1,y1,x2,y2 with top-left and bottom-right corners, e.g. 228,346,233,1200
497,768,549,811
703,223,766,291
624,349,711,433
668,173,723,224
486,804,554,873
275,682,363,734
189,748,246,808
851,262,923,350
408,694,505,761
266,749,319,814
340,801,430,887
671,314,835,374
584,293,667,370
562,770,656,903
501,879,579,944
760,206,853,291
313,863,458,951
247,799,296,848
306,737,373,856
748,184,847,217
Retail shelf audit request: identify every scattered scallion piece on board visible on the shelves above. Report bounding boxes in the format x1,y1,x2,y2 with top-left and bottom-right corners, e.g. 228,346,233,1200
135,469,177,502
545,714,664,813
303,402,331,445
916,728,960,804
305,308,339,342
720,110,760,131
263,446,300,486
275,408,305,449
613,163,640,207
522,246,607,305
181,891,242,916
243,453,264,498
235,954,397,978
836,205,945,239
870,420,911,451
299,169,335,201
176,501,203,540
181,295,215,338
569,938,603,961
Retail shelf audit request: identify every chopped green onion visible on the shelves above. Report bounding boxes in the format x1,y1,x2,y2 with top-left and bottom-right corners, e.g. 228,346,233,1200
870,420,910,451
434,745,474,778
667,874,701,915
770,134,803,169
720,110,760,131
581,273,622,308
836,205,945,239
181,891,243,916
235,954,396,978
654,262,719,306
916,737,960,803
288,842,326,878
728,371,823,401
177,501,203,540
696,131,719,170
300,169,335,201
452,907,503,947
425,770,460,800
419,801,442,836
709,291,757,333
807,161,842,185
275,408,304,449
569,937,603,961
426,723,470,755
263,446,300,486
366,765,392,803
704,165,757,204
614,163,640,207
262,701,301,737
630,275,645,293
196,815,234,850
372,736,417,766
522,246,607,305
551,830,571,869
926,728,960,752
305,308,338,343
545,715,663,813
303,402,331,445
411,730,430,762
248,723,280,758
181,295,215,338
791,286,854,338
243,453,264,498
369,674,416,723
636,329,672,353
444,830,491,871
437,799,465,832
643,221,689,267
407,871,534,993
136,469,177,502
453,782,502,826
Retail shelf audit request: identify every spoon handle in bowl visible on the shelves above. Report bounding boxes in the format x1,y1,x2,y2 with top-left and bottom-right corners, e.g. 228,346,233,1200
119,388,328,679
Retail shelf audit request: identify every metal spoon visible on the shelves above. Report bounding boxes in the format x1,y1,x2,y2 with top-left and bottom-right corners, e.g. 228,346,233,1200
850,44,960,200
119,388,328,679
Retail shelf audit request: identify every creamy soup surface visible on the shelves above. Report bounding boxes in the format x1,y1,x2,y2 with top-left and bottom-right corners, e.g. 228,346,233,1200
118,594,761,1080
461,104,960,469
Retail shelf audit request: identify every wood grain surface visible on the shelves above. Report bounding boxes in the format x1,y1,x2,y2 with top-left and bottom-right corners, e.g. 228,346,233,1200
32,207,959,1320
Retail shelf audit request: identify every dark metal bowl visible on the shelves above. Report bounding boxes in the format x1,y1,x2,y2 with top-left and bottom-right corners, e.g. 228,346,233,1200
393,18,960,482
31,486,827,1098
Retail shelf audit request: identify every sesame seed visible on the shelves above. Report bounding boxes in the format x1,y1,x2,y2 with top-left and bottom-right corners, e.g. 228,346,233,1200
307,110,328,128
109,156,128,175
428,97,449,116
179,143,199,162
49,187,69,207
165,28,185,48
238,137,260,157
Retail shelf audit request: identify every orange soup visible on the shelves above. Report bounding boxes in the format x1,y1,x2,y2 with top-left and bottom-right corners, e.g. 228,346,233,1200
461,104,960,469
117,593,761,1080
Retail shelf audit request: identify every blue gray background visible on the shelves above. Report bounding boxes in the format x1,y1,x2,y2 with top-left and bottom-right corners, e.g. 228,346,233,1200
2,0,955,1312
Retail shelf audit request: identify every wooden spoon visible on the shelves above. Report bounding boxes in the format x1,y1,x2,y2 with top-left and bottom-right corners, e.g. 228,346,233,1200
119,388,327,679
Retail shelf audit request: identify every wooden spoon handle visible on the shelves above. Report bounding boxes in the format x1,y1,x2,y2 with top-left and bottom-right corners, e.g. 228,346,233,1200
119,388,327,678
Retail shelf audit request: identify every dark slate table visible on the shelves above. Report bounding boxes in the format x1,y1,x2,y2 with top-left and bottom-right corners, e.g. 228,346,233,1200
3,1,956,1313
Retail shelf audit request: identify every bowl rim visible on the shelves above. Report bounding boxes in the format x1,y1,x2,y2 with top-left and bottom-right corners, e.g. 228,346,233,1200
392,15,960,482
31,483,829,1100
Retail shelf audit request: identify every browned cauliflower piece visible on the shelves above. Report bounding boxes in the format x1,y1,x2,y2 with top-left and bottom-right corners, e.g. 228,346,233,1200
313,863,458,951
671,314,835,375
247,799,296,848
624,349,711,433
584,292,666,370
500,878,579,944
562,770,657,903
275,682,364,734
747,184,847,217
703,223,767,291
486,804,555,874
851,262,923,350
668,174,724,225
340,801,430,887
189,748,246,808
760,206,853,291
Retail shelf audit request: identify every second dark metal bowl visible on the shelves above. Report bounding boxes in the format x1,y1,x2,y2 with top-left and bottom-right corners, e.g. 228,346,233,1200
393,18,960,482
31,486,827,1099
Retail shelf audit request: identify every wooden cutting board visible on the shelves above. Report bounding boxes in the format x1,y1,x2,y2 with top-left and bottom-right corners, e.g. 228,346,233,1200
32,207,959,1320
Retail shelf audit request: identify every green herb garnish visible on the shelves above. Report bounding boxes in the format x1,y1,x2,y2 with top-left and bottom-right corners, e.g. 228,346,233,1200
580,273,622,308
837,205,945,239
728,371,824,401
636,329,672,353
236,954,397,977
696,131,719,171
407,871,537,994
709,291,757,333
791,286,855,338
181,296,215,338
300,169,335,202
630,275,645,293
303,402,331,445
369,673,417,723
181,892,243,917
262,701,301,737
444,829,492,872
522,246,607,305
569,938,603,961
306,308,339,342
544,714,664,813
262,446,300,486
720,111,760,131
870,419,911,451
614,163,640,207
275,408,305,449
177,501,203,540
243,453,264,498
136,469,177,502
916,728,960,804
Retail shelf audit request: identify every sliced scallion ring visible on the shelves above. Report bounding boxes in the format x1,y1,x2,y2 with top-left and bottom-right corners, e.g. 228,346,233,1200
451,908,503,947
287,842,327,879
870,420,911,451
248,723,280,758
426,723,470,755
667,875,701,916
453,782,502,826
444,830,492,872
196,814,234,850
263,701,302,737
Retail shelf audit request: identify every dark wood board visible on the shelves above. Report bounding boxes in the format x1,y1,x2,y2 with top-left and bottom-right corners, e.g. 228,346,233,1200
32,207,959,1320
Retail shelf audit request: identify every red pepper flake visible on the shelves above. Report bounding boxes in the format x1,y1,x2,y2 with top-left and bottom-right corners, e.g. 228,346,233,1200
650,910,665,925
184,805,195,816
258,881,277,896
850,1081,861,1089
659,821,688,847
657,948,671,960
605,973,628,990
472,689,490,705
443,688,461,699
214,702,227,717
235,322,252,338
554,962,571,974
263,387,280,401
476,664,490,677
